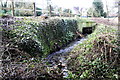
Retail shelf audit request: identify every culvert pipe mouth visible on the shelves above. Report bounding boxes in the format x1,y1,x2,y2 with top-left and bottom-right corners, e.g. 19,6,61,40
82,27,93,34
82,24,97,35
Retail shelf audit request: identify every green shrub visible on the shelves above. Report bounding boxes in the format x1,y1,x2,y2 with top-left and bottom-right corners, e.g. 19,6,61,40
9,18,79,57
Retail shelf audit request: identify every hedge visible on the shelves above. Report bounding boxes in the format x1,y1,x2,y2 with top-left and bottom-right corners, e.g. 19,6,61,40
9,18,79,57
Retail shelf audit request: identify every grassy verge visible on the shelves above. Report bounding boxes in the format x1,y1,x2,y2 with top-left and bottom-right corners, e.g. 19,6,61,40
67,24,119,79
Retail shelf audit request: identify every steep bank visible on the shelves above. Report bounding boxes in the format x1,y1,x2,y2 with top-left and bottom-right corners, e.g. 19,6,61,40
1,17,98,80
66,24,118,79
3,18,95,57
4,18,79,57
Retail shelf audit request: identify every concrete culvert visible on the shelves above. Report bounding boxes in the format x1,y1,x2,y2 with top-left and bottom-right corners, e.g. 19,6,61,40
82,27,93,34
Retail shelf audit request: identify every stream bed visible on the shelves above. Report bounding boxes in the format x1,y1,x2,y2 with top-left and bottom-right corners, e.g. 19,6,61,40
44,37,87,78
47,38,86,60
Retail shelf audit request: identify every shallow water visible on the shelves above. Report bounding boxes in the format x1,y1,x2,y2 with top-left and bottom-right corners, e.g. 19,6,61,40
46,38,87,60
45,37,87,78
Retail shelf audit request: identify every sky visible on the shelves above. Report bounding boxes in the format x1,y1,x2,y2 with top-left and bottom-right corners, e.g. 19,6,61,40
35,0,93,9
51,0,94,8
35,0,115,9
2,0,117,13
5,0,116,8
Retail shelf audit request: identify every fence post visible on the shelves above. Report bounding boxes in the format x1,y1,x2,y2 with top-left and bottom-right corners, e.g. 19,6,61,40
117,1,119,59
117,1,120,79
33,2,36,17
12,0,15,17
49,5,52,17
69,9,71,17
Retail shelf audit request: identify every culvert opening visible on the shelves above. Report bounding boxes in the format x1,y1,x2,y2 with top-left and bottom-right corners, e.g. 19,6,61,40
82,24,97,35
82,27,93,34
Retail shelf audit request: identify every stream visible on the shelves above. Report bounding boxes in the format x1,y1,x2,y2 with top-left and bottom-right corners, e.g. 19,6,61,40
47,38,86,60
45,37,87,78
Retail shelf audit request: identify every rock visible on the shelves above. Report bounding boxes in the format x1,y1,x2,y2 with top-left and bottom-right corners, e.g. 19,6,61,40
61,63,66,67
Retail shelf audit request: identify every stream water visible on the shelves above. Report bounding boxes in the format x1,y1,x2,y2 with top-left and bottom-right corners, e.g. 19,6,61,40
47,38,86,60
45,37,87,78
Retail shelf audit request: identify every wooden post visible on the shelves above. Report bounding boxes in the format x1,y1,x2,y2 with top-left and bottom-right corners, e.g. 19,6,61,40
59,7,62,17
49,5,52,17
118,0,120,60
46,0,52,17
105,0,109,21
33,2,36,17
117,1,120,79
12,0,15,17
69,9,71,17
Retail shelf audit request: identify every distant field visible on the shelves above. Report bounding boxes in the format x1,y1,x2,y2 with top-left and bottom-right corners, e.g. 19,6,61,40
90,17,118,27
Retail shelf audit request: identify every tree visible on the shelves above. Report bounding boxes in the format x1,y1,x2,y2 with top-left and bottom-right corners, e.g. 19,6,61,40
114,0,119,8
0,0,8,13
57,7,62,17
103,12,107,18
92,0,104,17
87,8,94,17
63,9,72,13
63,9,72,17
